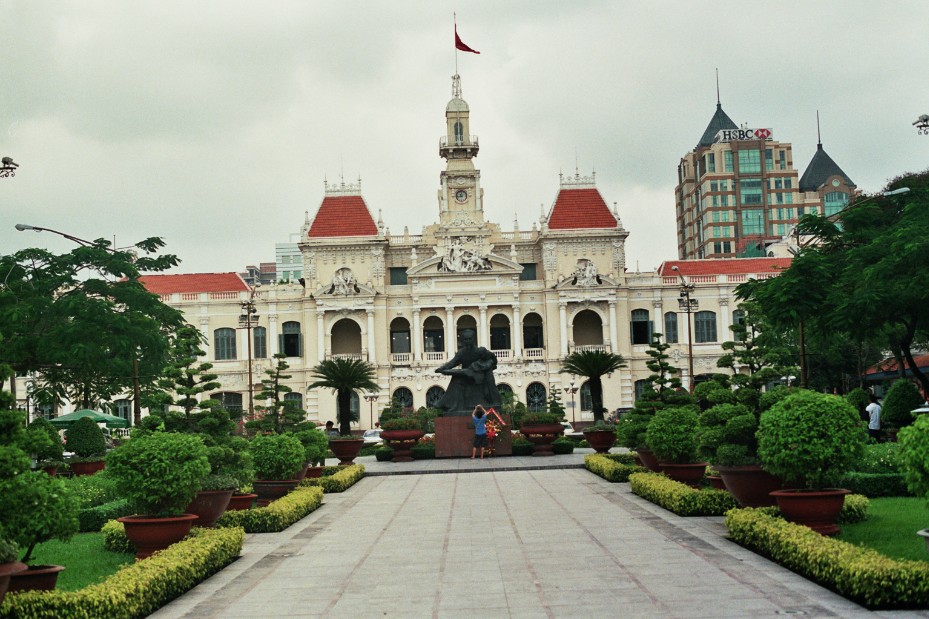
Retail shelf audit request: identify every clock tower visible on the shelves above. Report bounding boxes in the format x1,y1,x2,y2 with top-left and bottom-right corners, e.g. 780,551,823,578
438,74,484,228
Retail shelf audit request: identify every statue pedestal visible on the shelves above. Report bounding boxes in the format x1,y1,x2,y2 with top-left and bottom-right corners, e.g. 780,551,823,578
435,416,513,458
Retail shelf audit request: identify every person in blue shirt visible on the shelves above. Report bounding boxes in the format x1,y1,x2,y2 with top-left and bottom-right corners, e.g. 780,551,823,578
472,404,489,459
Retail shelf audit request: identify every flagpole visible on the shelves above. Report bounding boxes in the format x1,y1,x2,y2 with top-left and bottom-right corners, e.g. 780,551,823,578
454,12,458,75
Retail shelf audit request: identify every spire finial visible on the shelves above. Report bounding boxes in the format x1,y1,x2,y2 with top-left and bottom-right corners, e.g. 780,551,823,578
816,110,822,147
715,68,720,106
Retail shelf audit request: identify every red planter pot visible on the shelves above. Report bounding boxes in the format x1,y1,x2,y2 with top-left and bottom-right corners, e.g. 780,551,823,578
706,475,727,491
253,480,300,507
328,438,364,465
520,424,563,457
715,465,786,508
582,430,616,454
7,564,65,593
634,448,662,472
659,462,709,488
0,561,27,605
184,489,234,528
226,493,258,511
770,488,850,536
70,460,105,476
305,466,324,479
381,429,425,462
117,514,199,560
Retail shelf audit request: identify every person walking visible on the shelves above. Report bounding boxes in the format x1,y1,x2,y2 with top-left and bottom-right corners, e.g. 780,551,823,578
866,393,882,442
471,404,489,459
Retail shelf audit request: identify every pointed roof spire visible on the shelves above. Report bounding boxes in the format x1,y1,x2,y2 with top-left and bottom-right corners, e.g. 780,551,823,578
696,71,737,149
716,68,721,105
798,113,856,192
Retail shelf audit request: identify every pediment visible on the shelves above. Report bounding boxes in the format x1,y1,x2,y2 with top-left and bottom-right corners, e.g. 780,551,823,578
552,274,618,290
406,253,522,277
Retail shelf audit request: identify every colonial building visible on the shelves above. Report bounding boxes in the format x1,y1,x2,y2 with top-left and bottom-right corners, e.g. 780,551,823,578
127,75,791,429
675,100,856,259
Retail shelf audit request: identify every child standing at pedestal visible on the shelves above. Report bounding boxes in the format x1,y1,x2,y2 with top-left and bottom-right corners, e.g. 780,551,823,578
471,405,488,459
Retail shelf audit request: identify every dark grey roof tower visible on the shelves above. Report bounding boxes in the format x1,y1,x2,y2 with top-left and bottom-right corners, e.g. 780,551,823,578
798,144,855,192
696,103,738,149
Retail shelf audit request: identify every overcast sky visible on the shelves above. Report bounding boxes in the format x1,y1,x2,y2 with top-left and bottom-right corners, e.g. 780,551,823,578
2,1,928,275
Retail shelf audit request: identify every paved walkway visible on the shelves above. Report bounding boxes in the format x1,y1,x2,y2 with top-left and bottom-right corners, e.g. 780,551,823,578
151,452,929,618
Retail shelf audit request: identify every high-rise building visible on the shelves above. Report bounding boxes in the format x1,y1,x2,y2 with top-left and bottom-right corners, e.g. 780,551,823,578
676,101,855,259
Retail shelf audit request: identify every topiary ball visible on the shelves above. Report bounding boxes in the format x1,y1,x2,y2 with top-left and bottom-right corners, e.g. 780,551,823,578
66,417,108,458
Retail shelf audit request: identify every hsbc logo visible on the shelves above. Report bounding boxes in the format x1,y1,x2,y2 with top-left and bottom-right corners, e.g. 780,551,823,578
715,128,774,143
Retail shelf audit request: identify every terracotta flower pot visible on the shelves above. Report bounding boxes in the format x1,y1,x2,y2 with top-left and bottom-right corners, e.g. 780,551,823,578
659,462,709,488
715,464,786,508
770,488,850,536
520,423,563,457
328,438,364,465
381,429,425,462
706,475,727,491
582,429,616,454
634,448,662,472
70,460,106,476
117,514,199,560
7,564,65,592
305,466,324,479
184,489,234,528
253,479,300,507
226,493,257,511
0,561,27,605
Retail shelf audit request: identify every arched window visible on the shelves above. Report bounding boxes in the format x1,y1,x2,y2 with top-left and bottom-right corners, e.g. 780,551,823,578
580,382,592,412
214,328,237,360
456,315,478,347
390,318,411,354
212,392,243,415
284,392,303,411
630,309,652,345
497,383,514,401
113,398,132,421
634,380,649,402
392,387,414,411
522,313,544,350
426,386,445,408
454,120,464,144
253,326,267,358
423,316,445,353
489,314,511,351
331,318,362,356
526,383,547,412
572,310,603,346
694,311,718,343
280,321,302,357
732,309,745,326
664,312,679,344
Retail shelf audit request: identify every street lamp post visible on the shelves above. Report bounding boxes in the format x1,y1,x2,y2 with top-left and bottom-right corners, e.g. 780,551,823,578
562,378,579,423
671,266,698,392
238,285,260,421
364,392,379,429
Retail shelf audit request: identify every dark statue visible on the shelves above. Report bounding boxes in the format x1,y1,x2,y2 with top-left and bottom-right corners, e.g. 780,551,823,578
434,329,501,416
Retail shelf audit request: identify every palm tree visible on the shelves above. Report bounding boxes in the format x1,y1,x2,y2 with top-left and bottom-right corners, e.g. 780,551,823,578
560,350,627,423
308,358,378,436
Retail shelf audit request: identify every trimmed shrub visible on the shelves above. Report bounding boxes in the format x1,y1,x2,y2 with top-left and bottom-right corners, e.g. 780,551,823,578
65,417,107,458
645,405,700,464
629,472,738,516
696,403,757,466
6,527,244,618
898,414,929,500
250,433,305,480
584,454,645,482
838,472,910,498
511,441,534,456
837,493,870,524
300,463,365,493
216,486,323,533
374,447,394,461
725,507,929,609
411,443,436,459
552,439,574,455
79,498,133,532
102,518,136,554
26,417,64,462
883,380,924,429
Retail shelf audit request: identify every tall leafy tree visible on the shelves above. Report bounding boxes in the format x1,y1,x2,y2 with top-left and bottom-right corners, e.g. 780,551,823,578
308,358,378,436
560,350,626,422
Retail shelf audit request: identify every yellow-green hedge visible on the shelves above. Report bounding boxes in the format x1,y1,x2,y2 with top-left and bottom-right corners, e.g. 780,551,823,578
584,454,646,482
216,486,324,533
0,527,244,619
726,494,870,525
726,508,929,609
629,472,739,516
300,463,365,493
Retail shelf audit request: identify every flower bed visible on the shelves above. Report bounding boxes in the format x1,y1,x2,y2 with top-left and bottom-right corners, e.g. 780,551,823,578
726,507,929,609
0,527,244,618
584,454,646,483
216,487,323,533
629,472,738,516
300,464,365,493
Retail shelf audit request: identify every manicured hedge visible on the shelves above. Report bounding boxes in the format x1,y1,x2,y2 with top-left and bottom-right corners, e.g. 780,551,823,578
629,472,738,516
300,464,365,493
78,498,133,533
838,472,910,498
216,486,323,533
101,519,135,554
584,454,646,482
726,508,929,609
746,494,870,525
1,527,244,619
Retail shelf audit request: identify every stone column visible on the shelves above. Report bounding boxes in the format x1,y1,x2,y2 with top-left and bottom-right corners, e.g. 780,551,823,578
412,308,422,361
478,305,489,348
316,310,325,362
268,315,279,356
559,302,569,357
511,303,522,359
718,298,730,343
445,306,456,355
367,309,377,363
609,301,619,353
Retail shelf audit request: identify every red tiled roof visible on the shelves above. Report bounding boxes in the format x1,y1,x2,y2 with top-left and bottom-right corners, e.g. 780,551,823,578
139,273,248,294
865,354,929,376
547,188,617,230
658,258,793,277
308,195,377,238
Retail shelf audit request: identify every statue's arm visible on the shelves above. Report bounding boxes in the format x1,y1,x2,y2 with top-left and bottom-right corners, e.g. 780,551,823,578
436,351,462,373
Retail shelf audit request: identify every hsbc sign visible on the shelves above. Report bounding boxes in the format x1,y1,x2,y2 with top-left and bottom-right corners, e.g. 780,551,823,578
715,128,773,142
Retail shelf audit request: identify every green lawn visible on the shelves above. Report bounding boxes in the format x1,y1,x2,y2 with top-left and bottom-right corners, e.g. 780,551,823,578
838,497,929,563
28,531,134,591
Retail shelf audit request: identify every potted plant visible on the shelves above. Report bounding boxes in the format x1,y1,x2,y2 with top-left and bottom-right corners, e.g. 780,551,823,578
295,427,329,477
309,357,377,464
519,412,563,457
0,409,79,592
380,417,425,462
0,539,25,606
581,421,616,454
65,416,108,476
882,380,924,441
897,414,929,554
26,418,66,475
249,433,305,506
645,405,706,487
757,390,866,535
107,432,211,558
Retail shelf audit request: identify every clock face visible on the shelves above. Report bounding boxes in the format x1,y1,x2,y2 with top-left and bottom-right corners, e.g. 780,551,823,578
455,189,468,203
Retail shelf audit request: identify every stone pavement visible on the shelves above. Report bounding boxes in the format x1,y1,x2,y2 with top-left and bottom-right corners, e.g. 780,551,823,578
151,452,929,618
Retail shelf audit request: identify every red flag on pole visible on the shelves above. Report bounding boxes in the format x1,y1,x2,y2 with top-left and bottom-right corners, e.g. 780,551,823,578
455,25,480,54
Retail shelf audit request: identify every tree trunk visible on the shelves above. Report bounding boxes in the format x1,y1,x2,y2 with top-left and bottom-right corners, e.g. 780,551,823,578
591,377,605,423
133,357,142,426
338,389,352,436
